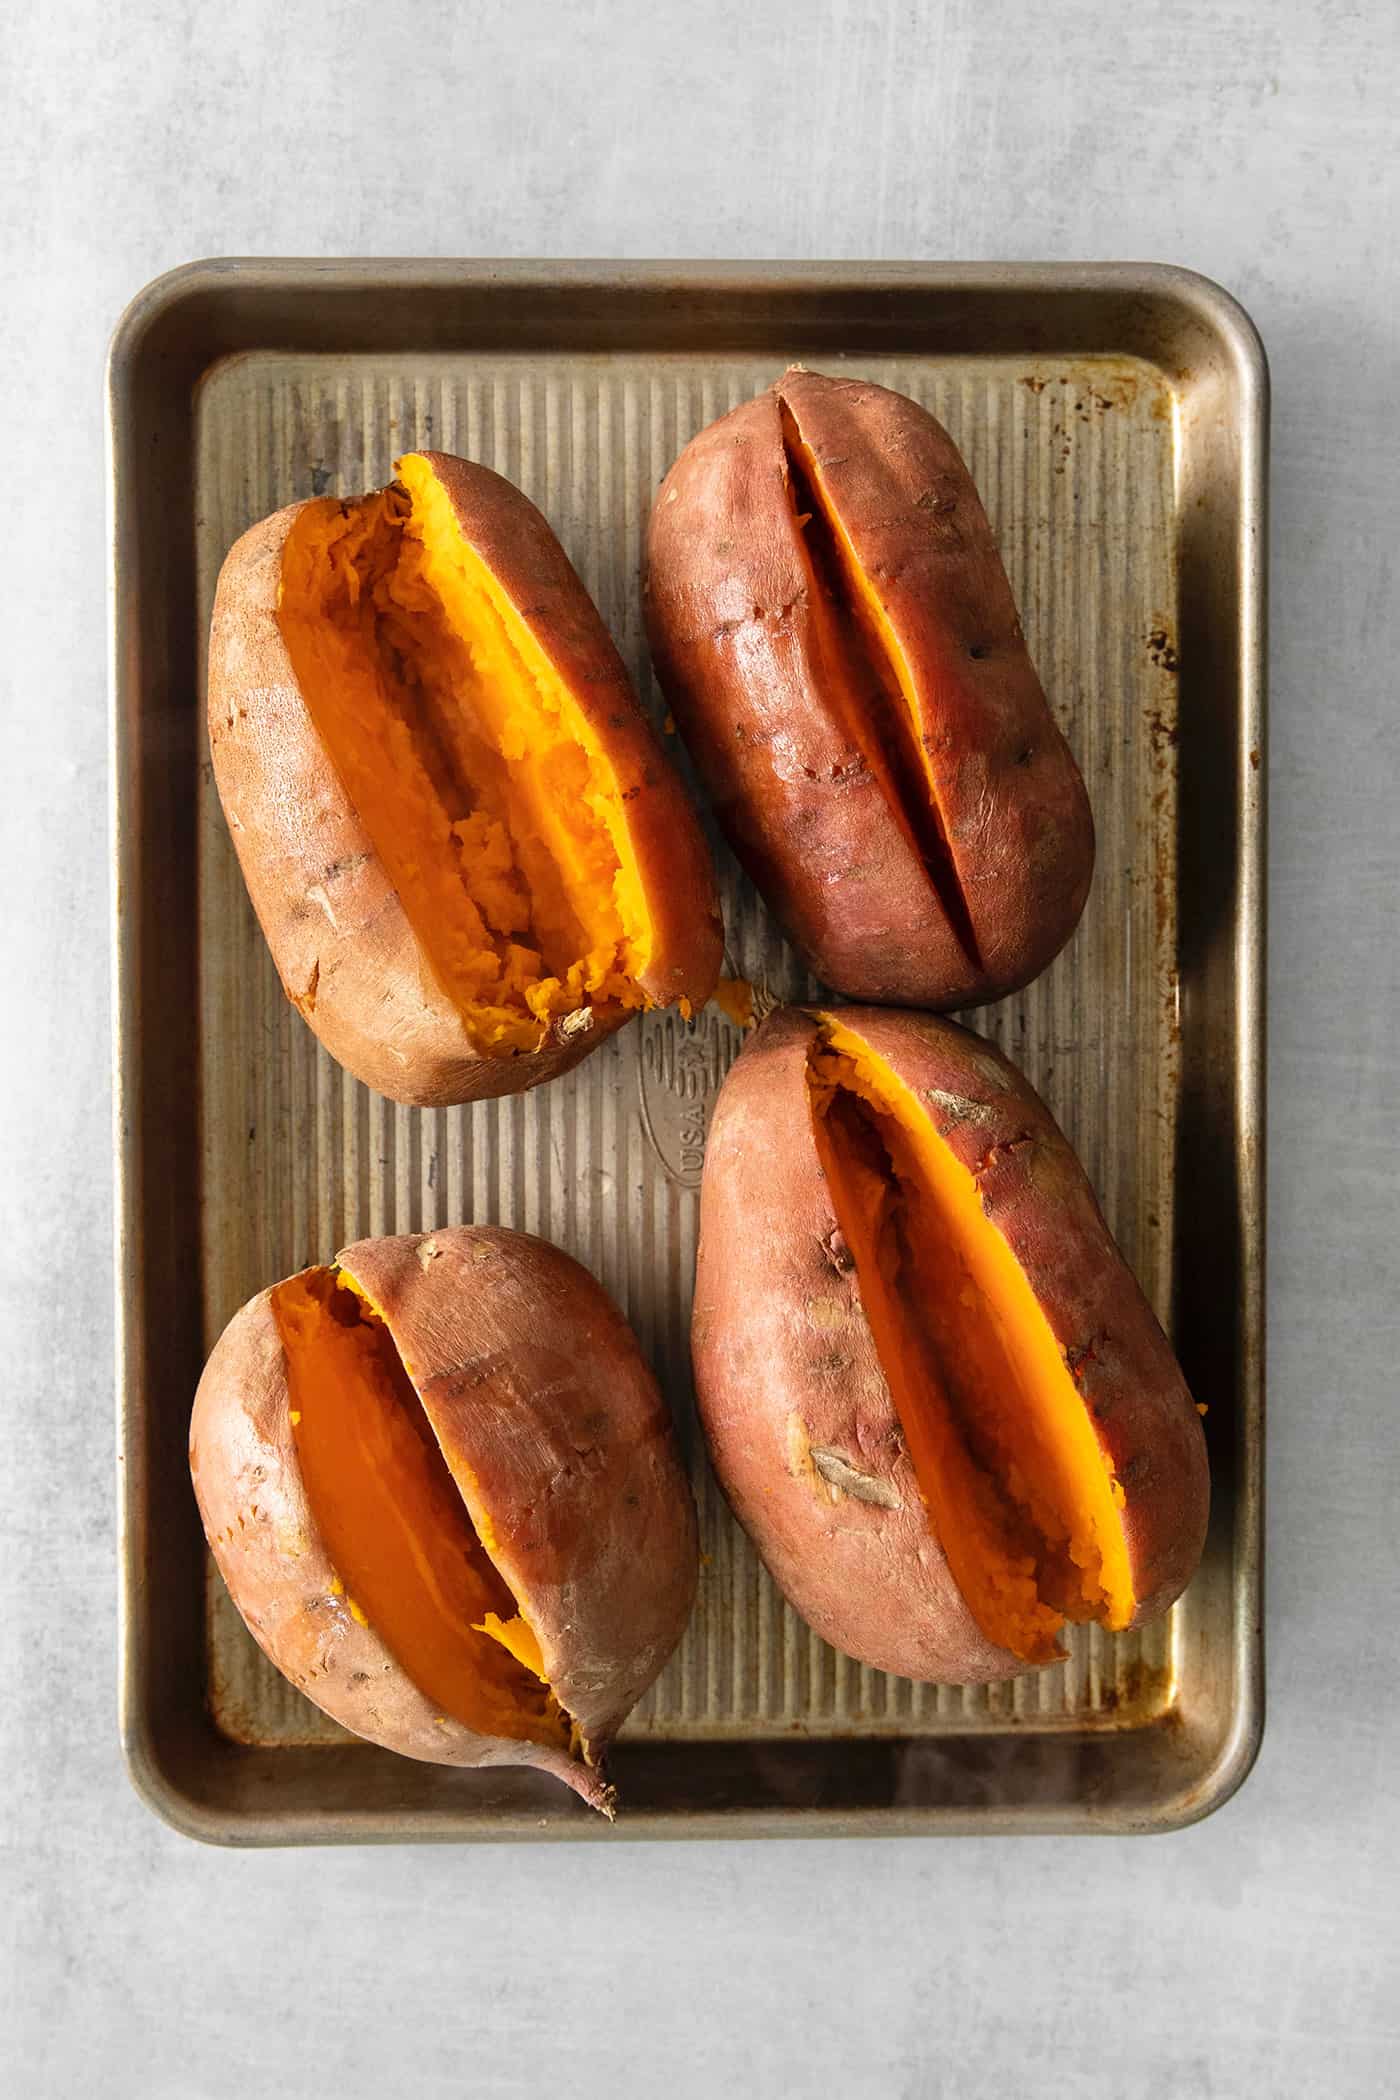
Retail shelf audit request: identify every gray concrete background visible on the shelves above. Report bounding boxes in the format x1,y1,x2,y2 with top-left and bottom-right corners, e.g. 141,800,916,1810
5,2,1397,2093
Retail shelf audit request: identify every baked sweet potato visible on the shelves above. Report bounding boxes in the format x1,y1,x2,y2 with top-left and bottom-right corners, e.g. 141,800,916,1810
190,1225,698,1812
692,1005,1207,1683
209,451,723,1106
644,369,1094,1007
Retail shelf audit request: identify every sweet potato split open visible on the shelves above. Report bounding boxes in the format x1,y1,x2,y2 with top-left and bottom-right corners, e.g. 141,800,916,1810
275,453,652,1055
272,1267,571,1749
777,401,982,969
807,1017,1133,1661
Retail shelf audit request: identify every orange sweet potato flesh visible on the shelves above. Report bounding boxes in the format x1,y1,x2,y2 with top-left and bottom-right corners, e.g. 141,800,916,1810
208,452,722,1106
691,1006,1207,1683
645,370,1094,1008
190,1226,699,1810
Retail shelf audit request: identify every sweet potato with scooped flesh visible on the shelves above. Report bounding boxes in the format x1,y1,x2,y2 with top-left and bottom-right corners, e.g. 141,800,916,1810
190,1226,699,1812
644,369,1094,1008
692,1006,1207,1683
209,451,723,1106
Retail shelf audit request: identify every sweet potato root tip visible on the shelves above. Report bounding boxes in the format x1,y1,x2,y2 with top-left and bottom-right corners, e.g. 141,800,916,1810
586,1777,619,1821
776,396,982,972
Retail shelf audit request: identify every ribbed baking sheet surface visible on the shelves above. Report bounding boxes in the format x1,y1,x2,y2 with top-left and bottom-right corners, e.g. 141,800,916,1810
194,350,1180,1746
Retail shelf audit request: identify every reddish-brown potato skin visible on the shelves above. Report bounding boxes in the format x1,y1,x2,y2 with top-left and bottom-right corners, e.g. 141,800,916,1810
342,1227,699,1749
644,370,1094,1008
207,455,723,1108
190,1227,699,1808
692,1006,1208,1684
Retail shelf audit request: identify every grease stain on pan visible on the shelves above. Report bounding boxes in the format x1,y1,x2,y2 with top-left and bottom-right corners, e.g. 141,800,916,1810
637,1008,743,1188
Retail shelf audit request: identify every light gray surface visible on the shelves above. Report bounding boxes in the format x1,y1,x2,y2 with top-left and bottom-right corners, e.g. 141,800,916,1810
4,1,1396,2093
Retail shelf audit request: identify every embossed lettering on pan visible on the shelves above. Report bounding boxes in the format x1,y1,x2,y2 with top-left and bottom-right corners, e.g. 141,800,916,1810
638,1008,744,1189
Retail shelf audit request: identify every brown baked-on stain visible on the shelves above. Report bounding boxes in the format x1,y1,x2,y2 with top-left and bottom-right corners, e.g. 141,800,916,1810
1096,1655,1176,1722
1147,626,1181,675
1017,365,1151,415
1146,708,1180,756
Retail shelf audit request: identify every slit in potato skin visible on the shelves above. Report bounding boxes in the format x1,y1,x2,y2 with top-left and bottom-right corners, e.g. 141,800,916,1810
776,399,984,974
805,1017,1135,1663
272,1265,571,1750
274,455,653,1058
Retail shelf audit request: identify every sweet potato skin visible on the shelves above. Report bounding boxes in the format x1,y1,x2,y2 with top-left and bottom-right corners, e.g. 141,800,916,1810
341,1227,699,1748
190,1227,699,1807
207,456,722,1108
691,1006,1208,1683
644,370,1094,1008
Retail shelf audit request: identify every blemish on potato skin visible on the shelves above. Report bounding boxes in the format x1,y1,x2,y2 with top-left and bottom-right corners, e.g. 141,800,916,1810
809,1350,852,1379
923,1085,997,1128
809,1447,902,1508
786,1410,816,1484
1065,1329,1108,1380
292,958,321,1013
276,1520,307,1563
973,1131,1035,1180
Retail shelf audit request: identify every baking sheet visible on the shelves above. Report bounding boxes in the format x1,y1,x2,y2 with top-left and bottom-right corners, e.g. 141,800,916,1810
110,261,1265,1839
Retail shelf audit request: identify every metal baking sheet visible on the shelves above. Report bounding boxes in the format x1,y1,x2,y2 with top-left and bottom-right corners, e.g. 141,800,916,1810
109,260,1265,1841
